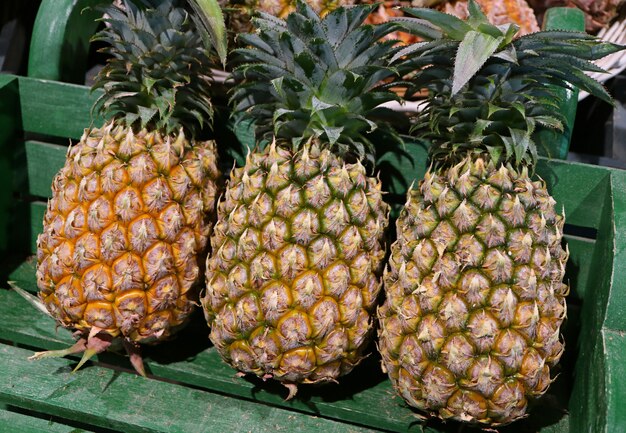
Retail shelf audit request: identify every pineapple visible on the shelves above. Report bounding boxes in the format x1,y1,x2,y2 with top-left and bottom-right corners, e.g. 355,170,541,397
377,0,624,426
202,2,400,397
438,0,540,35
221,0,421,46
219,0,350,37
34,0,224,375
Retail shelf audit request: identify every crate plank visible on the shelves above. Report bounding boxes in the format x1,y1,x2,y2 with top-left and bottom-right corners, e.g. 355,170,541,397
1,407,97,433
18,77,102,140
29,201,46,254
565,236,596,300
567,181,616,433
0,289,417,433
25,141,66,198
0,286,578,432
603,172,626,331
21,135,614,234
603,329,626,433
0,343,385,433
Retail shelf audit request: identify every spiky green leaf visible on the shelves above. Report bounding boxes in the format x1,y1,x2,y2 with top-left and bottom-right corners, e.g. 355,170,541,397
401,7,472,40
231,1,400,162
453,31,503,95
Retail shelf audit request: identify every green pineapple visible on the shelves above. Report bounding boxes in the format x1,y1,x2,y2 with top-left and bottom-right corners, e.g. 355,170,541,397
33,0,225,374
377,0,624,425
202,2,400,397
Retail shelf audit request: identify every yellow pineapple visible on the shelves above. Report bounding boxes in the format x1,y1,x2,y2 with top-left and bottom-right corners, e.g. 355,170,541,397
34,0,223,374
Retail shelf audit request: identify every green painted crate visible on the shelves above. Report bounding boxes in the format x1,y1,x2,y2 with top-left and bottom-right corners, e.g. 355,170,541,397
1,2,626,433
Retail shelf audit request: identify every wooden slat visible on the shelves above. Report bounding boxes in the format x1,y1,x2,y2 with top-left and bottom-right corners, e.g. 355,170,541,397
0,407,97,433
0,343,380,433
566,175,616,433
29,201,46,254
22,136,614,233
0,280,577,433
602,329,626,433
18,76,102,140
25,141,66,198
0,288,418,433
565,236,596,301
538,159,612,233
603,171,626,331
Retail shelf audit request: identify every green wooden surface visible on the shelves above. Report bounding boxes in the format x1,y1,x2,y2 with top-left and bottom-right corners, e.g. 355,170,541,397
25,141,66,198
18,78,102,140
0,407,97,433
566,166,626,433
539,7,584,160
0,344,381,433
21,133,612,230
0,288,418,433
603,172,626,330
29,202,46,254
603,330,626,433
28,0,108,84
0,285,577,433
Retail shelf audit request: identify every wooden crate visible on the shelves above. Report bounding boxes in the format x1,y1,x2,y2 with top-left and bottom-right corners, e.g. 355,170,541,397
1,3,626,433
1,72,626,433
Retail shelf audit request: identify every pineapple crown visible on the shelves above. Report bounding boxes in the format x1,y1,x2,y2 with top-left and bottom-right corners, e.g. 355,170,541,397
392,0,625,169
231,1,402,165
92,0,218,136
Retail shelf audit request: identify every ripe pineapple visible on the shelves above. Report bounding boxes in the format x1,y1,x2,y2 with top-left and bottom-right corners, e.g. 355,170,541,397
438,0,540,35
219,0,347,36
34,0,224,374
202,2,400,397
378,1,624,425
221,0,421,45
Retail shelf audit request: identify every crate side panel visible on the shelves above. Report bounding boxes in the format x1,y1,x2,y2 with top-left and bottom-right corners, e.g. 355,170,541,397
603,172,626,331
0,343,381,433
535,159,610,231
565,236,595,301
382,143,611,231
18,77,102,140
603,329,626,433
29,202,46,254
568,181,614,433
25,141,66,198
0,289,417,433
0,76,20,255
0,407,97,433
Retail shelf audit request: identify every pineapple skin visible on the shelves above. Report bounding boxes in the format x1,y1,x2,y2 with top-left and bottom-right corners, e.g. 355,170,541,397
37,122,221,344
378,156,568,426
203,142,388,384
